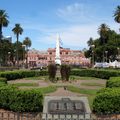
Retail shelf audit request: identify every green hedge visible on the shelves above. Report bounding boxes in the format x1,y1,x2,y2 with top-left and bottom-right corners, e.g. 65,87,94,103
106,77,120,88
0,86,43,112
93,88,120,114
71,69,120,79
0,77,7,87
0,70,47,81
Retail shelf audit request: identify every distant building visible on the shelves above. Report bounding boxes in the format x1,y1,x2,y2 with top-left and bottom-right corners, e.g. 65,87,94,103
2,36,12,42
27,47,90,67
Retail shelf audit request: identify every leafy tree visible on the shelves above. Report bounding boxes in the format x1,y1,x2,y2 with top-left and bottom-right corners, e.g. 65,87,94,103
87,37,94,47
85,29,120,63
12,24,23,67
0,39,13,66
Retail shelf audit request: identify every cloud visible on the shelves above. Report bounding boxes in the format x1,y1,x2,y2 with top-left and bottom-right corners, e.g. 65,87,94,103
56,3,94,23
36,22,119,50
36,24,100,49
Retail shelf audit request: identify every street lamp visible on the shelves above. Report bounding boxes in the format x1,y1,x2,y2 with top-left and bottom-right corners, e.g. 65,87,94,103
105,51,108,62
91,44,95,67
8,52,11,66
117,47,120,62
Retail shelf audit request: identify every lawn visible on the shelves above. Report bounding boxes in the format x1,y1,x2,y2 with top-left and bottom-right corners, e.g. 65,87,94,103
66,85,99,109
70,75,104,81
81,82,105,87
12,83,39,87
24,76,49,81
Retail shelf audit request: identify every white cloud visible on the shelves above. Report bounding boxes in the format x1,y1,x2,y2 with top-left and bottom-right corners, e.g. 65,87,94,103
56,3,94,23
36,24,100,49
36,23,119,50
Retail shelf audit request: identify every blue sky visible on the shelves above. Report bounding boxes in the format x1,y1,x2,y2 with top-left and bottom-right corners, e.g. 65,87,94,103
0,0,120,50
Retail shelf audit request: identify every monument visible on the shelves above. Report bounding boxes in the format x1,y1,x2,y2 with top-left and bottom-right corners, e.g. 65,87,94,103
55,34,61,65
42,96,91,120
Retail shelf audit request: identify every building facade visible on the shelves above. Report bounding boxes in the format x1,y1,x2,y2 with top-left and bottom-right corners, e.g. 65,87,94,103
27,48,90,67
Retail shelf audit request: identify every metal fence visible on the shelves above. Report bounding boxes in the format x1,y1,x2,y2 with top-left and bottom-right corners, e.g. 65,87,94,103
0,112,120,120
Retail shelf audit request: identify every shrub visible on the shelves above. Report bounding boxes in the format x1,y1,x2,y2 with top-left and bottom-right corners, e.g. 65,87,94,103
0,70,48,81
0,86,43,112
61,64,71,81
0,77,7,83
93,88,120,114
48,64,57,81
0,77,7,87
106,77,120,88
70,69,120,79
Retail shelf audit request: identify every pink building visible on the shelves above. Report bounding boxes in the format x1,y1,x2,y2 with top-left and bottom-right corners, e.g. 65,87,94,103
27,47,90,67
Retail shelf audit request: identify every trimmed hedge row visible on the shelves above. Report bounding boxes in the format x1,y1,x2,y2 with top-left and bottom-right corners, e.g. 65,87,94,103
0,70,48,80
0,77,7,87
0,86,43,112
93,88,120,114
106,77,120,88
71,69,120,79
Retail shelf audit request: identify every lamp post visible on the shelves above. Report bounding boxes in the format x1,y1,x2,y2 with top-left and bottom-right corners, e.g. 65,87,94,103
105,51,108,62
117,47,120,62
91,44,95,67
8,52,11,66
22,44,26,68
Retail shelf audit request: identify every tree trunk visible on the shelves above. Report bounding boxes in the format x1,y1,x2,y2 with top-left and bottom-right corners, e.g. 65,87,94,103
16,34,19,67
0,25,2,66
0,24,2,41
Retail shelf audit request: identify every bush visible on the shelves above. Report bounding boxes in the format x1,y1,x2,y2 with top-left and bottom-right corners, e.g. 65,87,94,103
0,70,48,81
0,77,7,87
70,69,120,79
61,64,71,81
0,77,7,83
106,77,120,88
48,64,57,81
93,88,120,114
0,86,43,112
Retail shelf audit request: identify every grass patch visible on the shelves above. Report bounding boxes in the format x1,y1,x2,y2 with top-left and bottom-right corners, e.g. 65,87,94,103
24,76,49,81
67,85,98,109
87,95,96,110
67,85,98,95
13,83,39,87
70,76,104,81
81,82,105,87
32,86,57,94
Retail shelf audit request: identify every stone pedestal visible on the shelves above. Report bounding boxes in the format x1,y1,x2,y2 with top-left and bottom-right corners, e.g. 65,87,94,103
56,65,61,80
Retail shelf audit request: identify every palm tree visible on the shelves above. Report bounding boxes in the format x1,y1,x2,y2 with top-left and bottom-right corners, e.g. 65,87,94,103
98,23,110,45
114,6,120,24
87,37,94,47
0,10,9,41
12,24,23,67
98,23,110,62
23,37,32,50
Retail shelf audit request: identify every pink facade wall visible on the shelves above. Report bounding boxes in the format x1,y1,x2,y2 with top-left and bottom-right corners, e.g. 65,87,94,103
27,48,90,67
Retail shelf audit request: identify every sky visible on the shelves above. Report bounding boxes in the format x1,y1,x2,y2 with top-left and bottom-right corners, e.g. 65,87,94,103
0,0,120,50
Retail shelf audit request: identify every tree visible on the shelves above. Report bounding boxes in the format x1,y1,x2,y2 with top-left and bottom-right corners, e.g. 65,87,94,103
87,37,94,46
12,24,23,67
114,6,120,24
23,37,32,50
0,10,9,41
98,23,110,62
0,39,13,66
85,29,120,63
98,23,110,45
